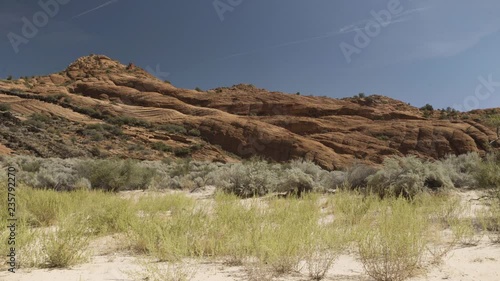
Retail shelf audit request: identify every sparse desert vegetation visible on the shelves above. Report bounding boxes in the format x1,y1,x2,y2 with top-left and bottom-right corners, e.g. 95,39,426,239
1,153,500,280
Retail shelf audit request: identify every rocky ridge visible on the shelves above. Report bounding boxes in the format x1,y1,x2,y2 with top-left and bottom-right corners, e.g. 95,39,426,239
0,54,499,170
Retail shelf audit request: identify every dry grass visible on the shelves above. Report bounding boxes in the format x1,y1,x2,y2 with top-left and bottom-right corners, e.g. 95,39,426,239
1,180,496,281
125,259,197,281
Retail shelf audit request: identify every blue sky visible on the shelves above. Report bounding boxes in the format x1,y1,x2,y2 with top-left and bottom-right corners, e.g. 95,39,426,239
1,0,500,110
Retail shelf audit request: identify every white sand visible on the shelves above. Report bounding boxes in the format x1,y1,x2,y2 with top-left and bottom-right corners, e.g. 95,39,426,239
2,190,499,281
1,237,498,281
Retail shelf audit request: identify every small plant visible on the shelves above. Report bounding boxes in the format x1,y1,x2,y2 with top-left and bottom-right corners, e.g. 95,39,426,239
152,142,173,152
157,124,188,135
449,217,481,246
256,197,320,275
187,128,201,137
357,197,430,281
106,116,152,128
420,103,434,111
478,199,500,243
80,123,123,139
475,153,500,189
195,87,203,92
174,147,191,157
375,134,389,141
0,103,11,112
23,113,52,128
20,188,67,227
330,190,376,226
357,93,366,98
40,216,90,268
367,155,453,199
76,159,155,192
209,161,280,197
7,75,13,80
304,227,347,280
344,163,378,189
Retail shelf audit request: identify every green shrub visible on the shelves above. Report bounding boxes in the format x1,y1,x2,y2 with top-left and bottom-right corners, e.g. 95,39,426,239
157,124,188,135
344,163,378,189
357,197,430,281
257,196,321,275
24,113,52,128
479,199,500,243
18,187,68,227
8,157,82,191
77,159,155,191
82,123,123,137
209,161,280,197
0,103,11,112
475,153,500,189
329,190,376,226
75,191,135,235
106,116,152,128
128,206,210,261
151,142,172,152
288,159,337,191
39,216,90,268
277,167,316,195
442,153,481,188
76,107,103,119
174,147,191,157
90,147,101,157
367,156,453,199
187,128,201,137
420,104,434,111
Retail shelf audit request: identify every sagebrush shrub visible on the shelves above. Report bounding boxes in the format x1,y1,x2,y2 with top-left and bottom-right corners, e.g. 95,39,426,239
289,159,339,191
345,163,378,188
208,161,280,197
475,153,500,189
277,167,316,195
442,153,481,188
367,156,453,199
77,159,155,191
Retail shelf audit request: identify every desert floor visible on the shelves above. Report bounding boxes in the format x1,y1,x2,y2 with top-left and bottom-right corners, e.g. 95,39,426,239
1,189,499,281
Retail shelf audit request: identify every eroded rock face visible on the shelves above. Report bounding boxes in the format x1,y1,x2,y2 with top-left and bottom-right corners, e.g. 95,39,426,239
0,54,498,169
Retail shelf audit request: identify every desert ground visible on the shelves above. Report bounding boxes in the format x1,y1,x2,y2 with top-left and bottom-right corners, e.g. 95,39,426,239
1,187,499,281
2,237,499,281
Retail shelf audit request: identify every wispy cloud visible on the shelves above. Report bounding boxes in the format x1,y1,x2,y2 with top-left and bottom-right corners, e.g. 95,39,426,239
421,23,500,58
219,32,341,60
339,6,429,33
72,0,119,19
190,6,430,64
